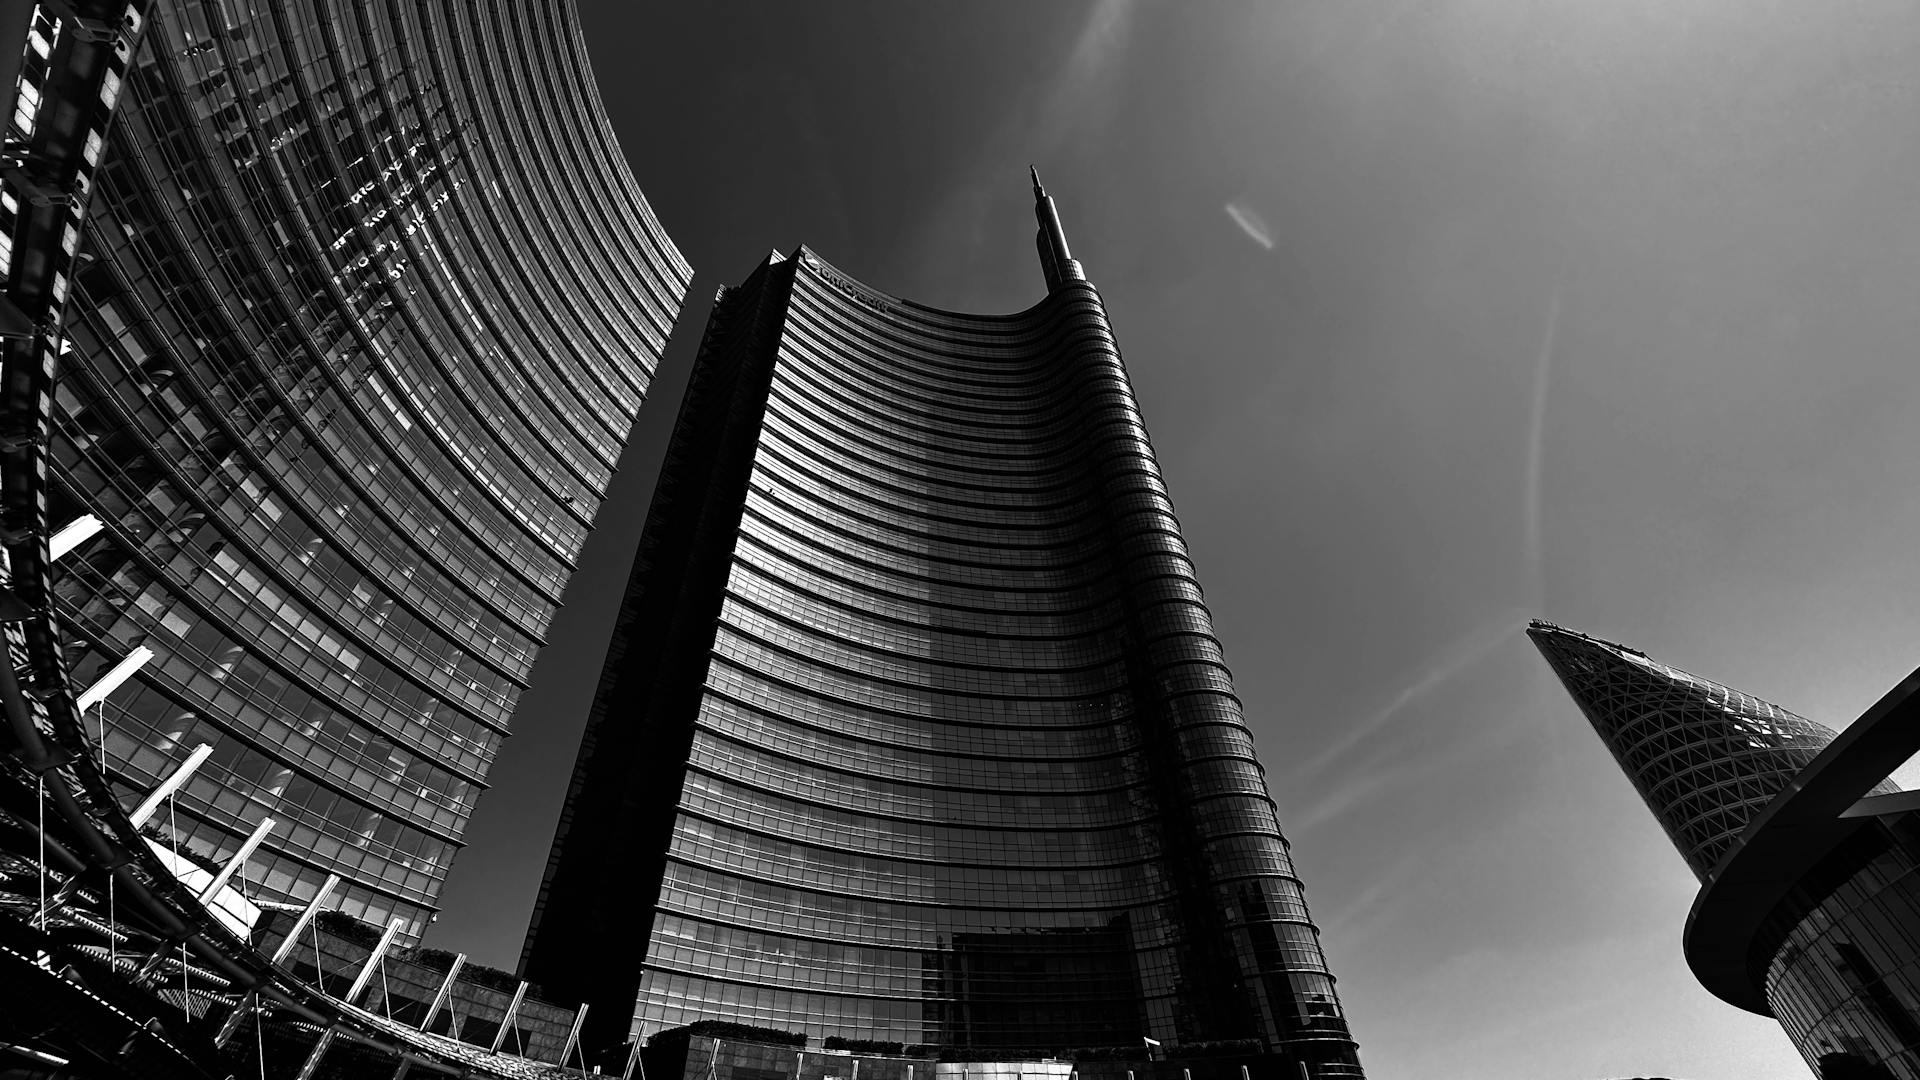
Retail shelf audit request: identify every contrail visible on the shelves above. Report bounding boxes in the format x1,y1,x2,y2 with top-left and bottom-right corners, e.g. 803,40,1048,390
1291,610,1530,780
1523,284,1562,599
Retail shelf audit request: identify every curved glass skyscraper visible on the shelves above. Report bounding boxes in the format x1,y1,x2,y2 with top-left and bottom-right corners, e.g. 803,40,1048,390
524,175,1362,1076
42,0,689,942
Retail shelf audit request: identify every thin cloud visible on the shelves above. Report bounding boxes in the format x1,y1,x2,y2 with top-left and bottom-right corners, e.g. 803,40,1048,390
1224,201,1276,250
1291,610,1531,781
1306,0,1418,63
1288,710,1513,835
1028,0,1133,153
915,0,1132,280
1523,284,1562,597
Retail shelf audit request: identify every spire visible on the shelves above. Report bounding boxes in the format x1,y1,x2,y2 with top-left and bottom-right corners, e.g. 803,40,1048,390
1029,166,1085,292
1527,620,1898,881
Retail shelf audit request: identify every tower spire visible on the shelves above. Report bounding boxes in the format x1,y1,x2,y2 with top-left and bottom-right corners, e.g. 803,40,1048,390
1030,165,1085,292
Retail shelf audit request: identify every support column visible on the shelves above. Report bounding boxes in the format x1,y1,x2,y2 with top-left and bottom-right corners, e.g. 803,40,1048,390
272,874,342,965
127,741,211,827
75,645,152,712
213,868,335,1050
488,980,530,1053
345,917,405,1005
46,513,101,560
296,1029,336,1080
197,815,274,904
559,1002,589,1066
419,951,466,1032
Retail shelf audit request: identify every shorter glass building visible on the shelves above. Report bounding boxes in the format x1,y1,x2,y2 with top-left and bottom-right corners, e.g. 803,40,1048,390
1531,621,1920,1079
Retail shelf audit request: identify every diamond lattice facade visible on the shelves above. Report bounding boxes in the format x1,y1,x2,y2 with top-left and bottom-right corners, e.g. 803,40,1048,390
1532,620,1920,1078
1528,621,1893,879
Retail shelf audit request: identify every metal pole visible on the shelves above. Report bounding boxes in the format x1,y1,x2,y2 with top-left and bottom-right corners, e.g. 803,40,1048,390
75,645,153,712
558,1002,589,1065
212,990,257,1051
419,951,466,1031
488,980,530,1053
272,874,342,964
197,816,275,904
47,513,102,560
35,774,45,932
345,917,405,1005
127,741,212,827
295,1029,336,1080
215,872,340,1049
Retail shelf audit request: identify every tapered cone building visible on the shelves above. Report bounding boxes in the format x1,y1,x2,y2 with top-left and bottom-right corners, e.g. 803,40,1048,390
1531,621,1920,1079
522,174,1363,1075
28,0,689,942
1528,621,1895,879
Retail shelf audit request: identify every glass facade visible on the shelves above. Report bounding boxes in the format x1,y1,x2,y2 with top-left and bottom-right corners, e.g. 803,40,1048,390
525,183,1362,1076
1765,813,1920,1078
1533,620,1920,1078
42,0,689,942
1528,620,1895,879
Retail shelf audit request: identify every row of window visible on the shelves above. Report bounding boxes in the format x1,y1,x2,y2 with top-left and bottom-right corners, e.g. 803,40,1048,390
43,0,686,926
110,59,578,599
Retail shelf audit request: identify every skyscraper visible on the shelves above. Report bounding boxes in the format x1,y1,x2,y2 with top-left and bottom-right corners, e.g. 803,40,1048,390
522,173,1363,1076
37,0,689,942
1531,621,1920,1078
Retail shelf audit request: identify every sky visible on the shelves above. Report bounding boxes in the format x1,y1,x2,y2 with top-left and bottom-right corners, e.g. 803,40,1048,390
429,3,1920,1078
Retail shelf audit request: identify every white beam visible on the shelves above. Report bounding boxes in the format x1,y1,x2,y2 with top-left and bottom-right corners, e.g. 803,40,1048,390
558,1003,588,1066
345,917,405,1005
488,981,530,1053
196,815,274,905
270,873,341,965
47,513,102,561
127,742,212,827
419,951,466,1032
75,645,153,712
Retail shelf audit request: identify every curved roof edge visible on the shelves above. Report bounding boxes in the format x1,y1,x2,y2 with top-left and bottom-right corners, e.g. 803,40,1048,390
790,244,1094,323
1683,662,1920,1014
